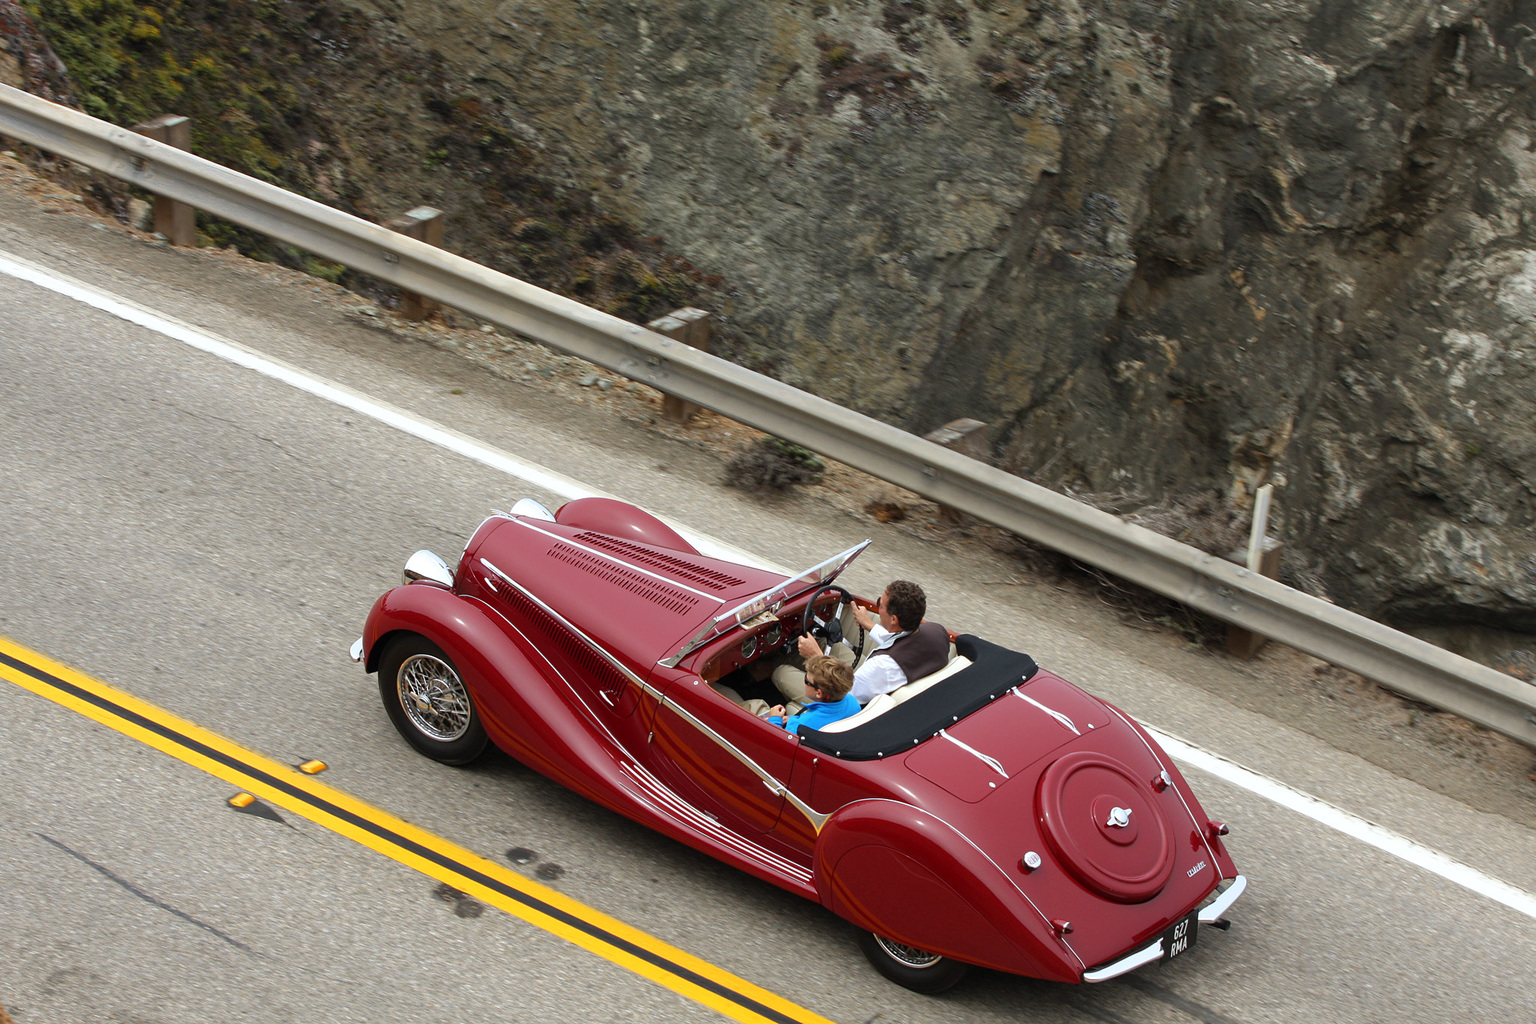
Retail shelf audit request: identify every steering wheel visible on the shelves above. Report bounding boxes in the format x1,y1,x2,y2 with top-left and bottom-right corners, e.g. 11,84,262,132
800,585,866,664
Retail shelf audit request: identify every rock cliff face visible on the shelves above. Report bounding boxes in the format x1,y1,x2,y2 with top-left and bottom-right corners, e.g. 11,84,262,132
13,0,1536,643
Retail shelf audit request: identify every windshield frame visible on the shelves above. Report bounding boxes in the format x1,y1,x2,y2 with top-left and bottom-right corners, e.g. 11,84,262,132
657,540,870,668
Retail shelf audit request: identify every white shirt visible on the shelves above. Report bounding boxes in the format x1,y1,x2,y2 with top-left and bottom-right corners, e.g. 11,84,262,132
849,624,910,705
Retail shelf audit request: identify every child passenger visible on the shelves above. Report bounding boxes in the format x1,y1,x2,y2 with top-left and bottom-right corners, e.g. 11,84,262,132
765,655,859,732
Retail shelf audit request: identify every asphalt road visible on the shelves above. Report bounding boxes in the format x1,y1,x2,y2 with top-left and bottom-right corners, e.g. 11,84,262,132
0,168,1533,1024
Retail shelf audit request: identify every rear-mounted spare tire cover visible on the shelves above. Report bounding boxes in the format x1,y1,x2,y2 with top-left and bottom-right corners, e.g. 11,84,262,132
1037,750,1175,903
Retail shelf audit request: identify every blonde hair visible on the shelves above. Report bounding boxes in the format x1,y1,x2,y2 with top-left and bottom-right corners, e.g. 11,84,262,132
805,654,853,701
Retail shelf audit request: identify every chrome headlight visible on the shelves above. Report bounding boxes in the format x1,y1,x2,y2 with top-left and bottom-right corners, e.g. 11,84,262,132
403,549,454,587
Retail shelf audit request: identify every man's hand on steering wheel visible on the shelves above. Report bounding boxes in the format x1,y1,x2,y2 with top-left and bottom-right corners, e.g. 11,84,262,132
800,585,866,663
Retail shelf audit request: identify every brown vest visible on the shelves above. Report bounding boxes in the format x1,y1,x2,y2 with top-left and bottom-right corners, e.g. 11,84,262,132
875,621,950,682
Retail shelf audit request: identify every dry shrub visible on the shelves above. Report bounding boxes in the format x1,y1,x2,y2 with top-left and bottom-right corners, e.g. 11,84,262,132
723,438,825,494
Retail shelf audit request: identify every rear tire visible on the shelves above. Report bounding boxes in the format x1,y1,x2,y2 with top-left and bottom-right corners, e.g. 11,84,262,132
378,634,488,765
857,930,969,994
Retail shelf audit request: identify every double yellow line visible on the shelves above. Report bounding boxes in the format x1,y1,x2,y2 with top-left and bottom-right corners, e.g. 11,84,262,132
0,636,835,1024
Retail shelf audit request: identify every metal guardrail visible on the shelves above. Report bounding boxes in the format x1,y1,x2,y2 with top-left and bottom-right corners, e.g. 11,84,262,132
2,83,1532,747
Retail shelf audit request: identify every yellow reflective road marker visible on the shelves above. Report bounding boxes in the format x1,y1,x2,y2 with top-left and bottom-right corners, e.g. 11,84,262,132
0,636,836,1024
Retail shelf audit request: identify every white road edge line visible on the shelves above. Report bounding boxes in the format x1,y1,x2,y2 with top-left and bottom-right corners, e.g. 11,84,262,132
1148,727,1536,921
0,249,783,574
5,248,1534,924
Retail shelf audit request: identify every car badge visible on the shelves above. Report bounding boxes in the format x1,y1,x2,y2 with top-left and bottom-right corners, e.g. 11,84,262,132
1106,806,1132,828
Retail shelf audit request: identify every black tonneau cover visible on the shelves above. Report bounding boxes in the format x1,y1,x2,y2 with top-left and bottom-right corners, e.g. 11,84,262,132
797,635,1039,760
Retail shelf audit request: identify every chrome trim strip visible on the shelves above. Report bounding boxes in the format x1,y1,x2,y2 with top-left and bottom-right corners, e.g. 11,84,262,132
939,729,1009,778
1103,704,1222,869
481,559,663,700
507,518,725,603
621,763,814,882
1197,874,1247,923
657,690,830,833
464,595,629,753
349,637,364,663
1081,939,1165,982
484,557,829,833
1013,688,1080,735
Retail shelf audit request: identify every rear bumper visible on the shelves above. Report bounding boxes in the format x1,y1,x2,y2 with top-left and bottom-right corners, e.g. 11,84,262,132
1081,875,1246,983
349,636,364,663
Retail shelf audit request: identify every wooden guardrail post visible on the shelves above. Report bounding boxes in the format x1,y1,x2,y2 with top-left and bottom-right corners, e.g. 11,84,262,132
131,114,196,246
924,418,988,460
1225,539,1283,657
924,418,989,522
647,307,711,422
386,206,444,320
1227,485,1282,658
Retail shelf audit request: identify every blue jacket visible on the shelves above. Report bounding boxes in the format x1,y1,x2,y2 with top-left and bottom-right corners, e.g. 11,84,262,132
769,693,861,732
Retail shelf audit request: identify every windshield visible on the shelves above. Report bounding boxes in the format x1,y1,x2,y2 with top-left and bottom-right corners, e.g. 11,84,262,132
658,540,870,667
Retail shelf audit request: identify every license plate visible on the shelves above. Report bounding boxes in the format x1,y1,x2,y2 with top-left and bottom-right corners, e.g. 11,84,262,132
1162,912,1199,961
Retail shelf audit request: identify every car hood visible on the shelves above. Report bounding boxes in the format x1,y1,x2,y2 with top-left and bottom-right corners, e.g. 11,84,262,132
463,514,789,672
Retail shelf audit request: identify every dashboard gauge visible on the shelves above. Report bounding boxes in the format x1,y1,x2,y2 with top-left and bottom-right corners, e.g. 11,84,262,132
764,622,783,648
741,634,758,659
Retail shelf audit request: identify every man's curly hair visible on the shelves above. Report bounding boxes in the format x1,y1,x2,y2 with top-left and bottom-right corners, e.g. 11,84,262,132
883,580,926,632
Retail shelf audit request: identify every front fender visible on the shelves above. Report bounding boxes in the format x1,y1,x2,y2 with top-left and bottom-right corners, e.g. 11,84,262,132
813,799,1080,981
363,582,637,806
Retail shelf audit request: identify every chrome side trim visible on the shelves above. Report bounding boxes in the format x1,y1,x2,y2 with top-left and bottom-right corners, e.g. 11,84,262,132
480,559,661,699
482,557,828,833
1197,874,1247,923
1103,704,1222,869
939,729,1009,778
1081,939,1165,983
1013,688,1080,735
657,691,830,833
464,595,629,753
621,763,815,883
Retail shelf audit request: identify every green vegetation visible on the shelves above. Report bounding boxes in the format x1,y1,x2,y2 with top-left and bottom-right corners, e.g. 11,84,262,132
24,0,295,179
23,0,716,321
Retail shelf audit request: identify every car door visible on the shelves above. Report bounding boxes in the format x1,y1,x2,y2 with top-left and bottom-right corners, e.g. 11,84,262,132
648,675,798,835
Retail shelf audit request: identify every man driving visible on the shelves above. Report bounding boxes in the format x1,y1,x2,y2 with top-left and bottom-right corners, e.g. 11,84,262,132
780,579,949,705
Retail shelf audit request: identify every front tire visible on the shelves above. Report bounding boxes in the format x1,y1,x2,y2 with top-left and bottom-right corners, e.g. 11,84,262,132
378,634,488,765
857,931,969,994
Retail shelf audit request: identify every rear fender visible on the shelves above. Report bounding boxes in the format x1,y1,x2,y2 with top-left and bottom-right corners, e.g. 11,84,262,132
364,582,641,805
814,799,1080,982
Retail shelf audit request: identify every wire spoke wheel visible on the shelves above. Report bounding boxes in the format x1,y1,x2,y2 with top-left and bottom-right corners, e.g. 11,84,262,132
874,936,945,969
378,634,488,765
398,653,472,741
858,930,969,993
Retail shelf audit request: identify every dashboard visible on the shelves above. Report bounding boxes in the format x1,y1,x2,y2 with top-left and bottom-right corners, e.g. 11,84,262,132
698,611,793,682
694,589,859,683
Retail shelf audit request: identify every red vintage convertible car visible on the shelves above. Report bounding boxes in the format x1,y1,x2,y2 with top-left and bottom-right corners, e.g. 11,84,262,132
352,496,1244,991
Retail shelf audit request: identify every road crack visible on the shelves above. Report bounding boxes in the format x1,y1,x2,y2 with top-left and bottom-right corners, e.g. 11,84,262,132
35,831,253,954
